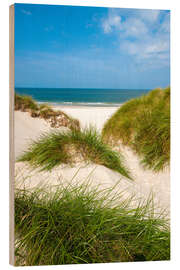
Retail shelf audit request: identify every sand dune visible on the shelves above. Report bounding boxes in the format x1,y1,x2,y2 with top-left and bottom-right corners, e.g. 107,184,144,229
14,106,170,217
14,111,68,159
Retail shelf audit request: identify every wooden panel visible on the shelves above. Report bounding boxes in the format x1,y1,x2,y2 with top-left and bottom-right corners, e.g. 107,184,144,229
9,4,15,266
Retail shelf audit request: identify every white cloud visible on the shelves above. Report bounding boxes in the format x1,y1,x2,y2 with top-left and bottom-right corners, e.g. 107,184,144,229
123,18,148,37
144,40,169,56
138,9,160,23
21,9,32,16
102,14,122,33
121,36,170,68
102,11,150,38
159,13,170,33
101,9,170,67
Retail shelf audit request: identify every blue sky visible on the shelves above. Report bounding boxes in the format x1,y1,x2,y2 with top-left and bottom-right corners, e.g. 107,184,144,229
15,4,170,89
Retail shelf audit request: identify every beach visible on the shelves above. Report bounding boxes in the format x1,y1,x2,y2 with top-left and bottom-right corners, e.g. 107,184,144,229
12,5,171,265
53,105,118,131
14,105,170,217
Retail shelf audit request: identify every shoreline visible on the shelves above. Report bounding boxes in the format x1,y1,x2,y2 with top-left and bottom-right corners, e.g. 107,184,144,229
37,102,122,109
52,104,121,110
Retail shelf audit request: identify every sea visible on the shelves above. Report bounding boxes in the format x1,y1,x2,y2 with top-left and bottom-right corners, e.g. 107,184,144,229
15,88,151,107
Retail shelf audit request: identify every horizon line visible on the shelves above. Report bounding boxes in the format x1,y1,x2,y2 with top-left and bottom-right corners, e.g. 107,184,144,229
15,86,153,90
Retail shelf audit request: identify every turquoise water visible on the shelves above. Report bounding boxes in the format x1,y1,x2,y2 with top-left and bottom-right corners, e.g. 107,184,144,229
15,88,151,107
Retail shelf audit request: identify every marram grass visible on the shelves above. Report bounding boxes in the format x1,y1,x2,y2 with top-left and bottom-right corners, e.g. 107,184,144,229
15,93,39,111
15,93,80,131
102,87,170,171
18,127,131,179
15,183,170,266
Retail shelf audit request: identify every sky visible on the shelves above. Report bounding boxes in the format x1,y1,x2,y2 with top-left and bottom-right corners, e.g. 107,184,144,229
15,3,170,89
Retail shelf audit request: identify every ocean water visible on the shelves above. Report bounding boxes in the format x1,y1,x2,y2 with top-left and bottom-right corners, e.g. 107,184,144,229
15,88,151,107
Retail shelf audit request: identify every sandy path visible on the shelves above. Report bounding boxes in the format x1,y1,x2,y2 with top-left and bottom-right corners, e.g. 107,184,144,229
53,106,117,131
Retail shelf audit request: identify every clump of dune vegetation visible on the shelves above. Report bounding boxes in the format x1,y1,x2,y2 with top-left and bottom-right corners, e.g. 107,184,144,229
18,127,131,179
15,184,170,266
14,93,80,131
15,93,39,111
102,87,170,171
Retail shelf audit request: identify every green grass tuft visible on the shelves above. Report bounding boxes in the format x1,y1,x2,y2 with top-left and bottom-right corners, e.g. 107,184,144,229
133,108,170,171
15,184,170,266
102,87,170,171
18,127,131,179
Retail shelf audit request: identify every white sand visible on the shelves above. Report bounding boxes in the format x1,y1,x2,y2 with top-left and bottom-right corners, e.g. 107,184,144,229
14,106,170,217
14,111,68,159
53,106,117,131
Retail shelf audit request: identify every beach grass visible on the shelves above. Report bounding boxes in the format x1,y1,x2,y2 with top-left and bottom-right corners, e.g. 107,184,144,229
15,93,39,111
102,87,170,171
14,93,80,131
18,127,131,179
15,183,170,266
